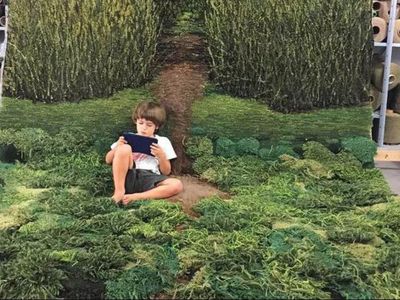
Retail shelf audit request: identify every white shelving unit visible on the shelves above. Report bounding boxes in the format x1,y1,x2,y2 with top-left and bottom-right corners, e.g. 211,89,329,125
0,1,8,107
375,0,399,147
373,0,400,161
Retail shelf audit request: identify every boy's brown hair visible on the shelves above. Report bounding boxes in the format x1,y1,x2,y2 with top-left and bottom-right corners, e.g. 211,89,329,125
132,100,166,130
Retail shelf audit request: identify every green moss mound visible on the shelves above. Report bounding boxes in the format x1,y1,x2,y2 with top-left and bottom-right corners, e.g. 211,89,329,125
191,93,371,145
0,89,398,299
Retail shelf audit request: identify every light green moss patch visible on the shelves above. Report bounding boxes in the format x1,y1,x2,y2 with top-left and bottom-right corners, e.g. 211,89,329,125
0,88,150,137
192,93,371,145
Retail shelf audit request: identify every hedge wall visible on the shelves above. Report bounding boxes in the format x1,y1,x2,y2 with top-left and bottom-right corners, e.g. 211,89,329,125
154,0,185,29
204,0,372,112
5,0,159,102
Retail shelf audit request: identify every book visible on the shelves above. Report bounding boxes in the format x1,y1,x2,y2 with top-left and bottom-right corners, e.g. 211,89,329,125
122,132,158,156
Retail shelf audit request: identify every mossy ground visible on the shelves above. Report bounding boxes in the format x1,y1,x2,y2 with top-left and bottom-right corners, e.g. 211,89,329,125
1,88,399,299
1,88,371,147
192,91,371,147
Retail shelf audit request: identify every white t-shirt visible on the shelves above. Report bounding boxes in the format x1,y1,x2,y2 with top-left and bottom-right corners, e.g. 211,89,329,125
111,134,177,174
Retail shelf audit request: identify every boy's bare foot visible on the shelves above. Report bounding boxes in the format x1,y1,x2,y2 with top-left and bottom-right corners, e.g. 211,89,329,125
112,191,125,203
122,193,140,205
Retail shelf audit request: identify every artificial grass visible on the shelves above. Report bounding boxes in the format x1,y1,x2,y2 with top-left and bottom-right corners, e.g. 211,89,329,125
1,88,372,148
191,92,372,145
0,88,398,299
0,126,398,298
0,88,150,138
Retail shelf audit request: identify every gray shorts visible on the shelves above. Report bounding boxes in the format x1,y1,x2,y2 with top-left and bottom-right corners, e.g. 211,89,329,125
124,169,168,194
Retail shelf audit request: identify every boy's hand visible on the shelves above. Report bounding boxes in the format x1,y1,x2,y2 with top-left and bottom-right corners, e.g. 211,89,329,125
122,194,139,205
150,143,166,160
115,136,127,148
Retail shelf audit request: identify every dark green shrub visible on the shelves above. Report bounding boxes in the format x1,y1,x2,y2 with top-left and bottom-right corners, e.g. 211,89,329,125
38,189,119,219
279,154,333,179
0,128,50,161
190,126,207,136
0,249,66,299
183,0,207,20
185,136,213,159
154,0,185,28
48,128,93,155
215,137,236,157
327,227,376,244
0,128,95,163
320,176,392,208
192,197,271,231
235,137,260,155
204,0,371,112
334,151,363,170
368,271,400,299
194,155,270,191
259,144,297,161
265,227,373,295
329,229,376,244
105,266,163,299
302,141,336,164
302,141,365,177
340,137,377,167
0,127,109,194
73,243,129,280
128,202,189,243
192,155,219,175
76,211,142,235
7,0,159,102
368,202,400,234
377,245,400,273
18,213,76,235
25,151,112,196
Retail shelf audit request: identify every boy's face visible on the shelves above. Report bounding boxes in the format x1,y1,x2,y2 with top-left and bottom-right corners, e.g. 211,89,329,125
136,118,157,137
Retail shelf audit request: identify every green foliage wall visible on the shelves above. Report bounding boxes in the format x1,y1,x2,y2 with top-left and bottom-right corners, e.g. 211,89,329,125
154,0,185,29
6,0,159,102
204,0,372,112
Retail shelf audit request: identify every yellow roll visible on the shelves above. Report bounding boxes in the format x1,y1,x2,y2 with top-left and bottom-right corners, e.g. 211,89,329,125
372,17,387,42
369,86,381,111
378,0,391,21
378,0,390,22
394,20,400,43
394,4,400,19
372,62,400,92
393,85,400,113
384,112,400,145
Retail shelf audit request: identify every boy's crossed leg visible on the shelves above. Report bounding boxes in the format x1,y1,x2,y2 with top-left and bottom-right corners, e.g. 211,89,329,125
111,143,183,204
121,178,183,205
112,144,133,202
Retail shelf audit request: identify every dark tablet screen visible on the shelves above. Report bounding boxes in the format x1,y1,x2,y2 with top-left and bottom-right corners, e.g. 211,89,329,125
122,132,158,156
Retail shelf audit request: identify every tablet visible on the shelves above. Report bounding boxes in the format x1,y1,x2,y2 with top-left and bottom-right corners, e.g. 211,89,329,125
122,132,158,156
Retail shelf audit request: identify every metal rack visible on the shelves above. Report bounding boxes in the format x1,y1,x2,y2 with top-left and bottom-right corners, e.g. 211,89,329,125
375,0,399,147
0,0,8,107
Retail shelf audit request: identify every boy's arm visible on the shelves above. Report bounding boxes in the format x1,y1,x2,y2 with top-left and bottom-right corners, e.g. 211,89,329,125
158,157,171,175
150,143,171,175
105,149,115,165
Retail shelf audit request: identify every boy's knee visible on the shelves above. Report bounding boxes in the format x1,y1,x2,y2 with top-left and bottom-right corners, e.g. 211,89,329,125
115,144,132,157
171,179,184,194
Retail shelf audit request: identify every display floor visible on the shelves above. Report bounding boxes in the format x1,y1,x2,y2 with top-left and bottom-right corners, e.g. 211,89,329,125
375,149,400,195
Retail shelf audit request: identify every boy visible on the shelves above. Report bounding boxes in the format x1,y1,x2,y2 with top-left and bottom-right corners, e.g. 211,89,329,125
105,100,183,205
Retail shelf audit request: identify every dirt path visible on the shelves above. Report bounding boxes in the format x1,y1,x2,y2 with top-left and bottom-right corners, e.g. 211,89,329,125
169,175,229,217
151,33,228,213
152,33,208,174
